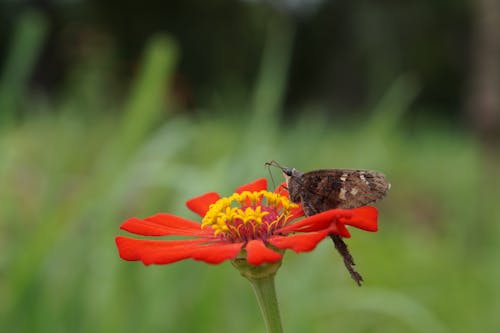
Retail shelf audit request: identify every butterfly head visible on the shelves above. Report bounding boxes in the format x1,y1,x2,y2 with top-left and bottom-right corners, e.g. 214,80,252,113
281,167,302,180
278,167,303,203
265,161,303,202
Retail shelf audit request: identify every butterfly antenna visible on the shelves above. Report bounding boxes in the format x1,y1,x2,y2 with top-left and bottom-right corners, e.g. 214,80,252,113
264,160,285,171
265,161,278,189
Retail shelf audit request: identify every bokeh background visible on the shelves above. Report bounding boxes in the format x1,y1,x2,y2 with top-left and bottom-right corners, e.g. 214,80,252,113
1,1,500,332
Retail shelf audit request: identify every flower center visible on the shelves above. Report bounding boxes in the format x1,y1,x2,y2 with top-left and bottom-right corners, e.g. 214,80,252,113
201,190,298,242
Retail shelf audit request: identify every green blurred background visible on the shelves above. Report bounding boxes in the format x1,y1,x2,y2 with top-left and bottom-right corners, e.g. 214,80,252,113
1,1,499,332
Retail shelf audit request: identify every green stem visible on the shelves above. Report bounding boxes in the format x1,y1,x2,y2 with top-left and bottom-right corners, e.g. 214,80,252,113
247,275,284,333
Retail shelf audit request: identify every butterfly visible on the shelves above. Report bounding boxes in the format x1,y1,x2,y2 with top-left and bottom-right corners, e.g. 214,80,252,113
266,161,390,285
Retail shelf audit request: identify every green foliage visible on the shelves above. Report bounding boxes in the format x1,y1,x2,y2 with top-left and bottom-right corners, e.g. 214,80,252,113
0,11,47,128
1,11,499,333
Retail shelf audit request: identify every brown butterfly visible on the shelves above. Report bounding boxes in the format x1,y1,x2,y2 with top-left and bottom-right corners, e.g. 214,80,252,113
266,161,390,285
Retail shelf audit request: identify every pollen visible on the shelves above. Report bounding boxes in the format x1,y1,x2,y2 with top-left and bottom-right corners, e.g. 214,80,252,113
201,190,298,242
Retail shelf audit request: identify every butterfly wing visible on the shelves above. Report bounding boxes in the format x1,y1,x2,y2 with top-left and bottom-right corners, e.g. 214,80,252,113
299,169,390,211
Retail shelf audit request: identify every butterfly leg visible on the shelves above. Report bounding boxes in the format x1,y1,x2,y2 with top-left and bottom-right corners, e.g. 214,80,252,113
301,199,364,286
329,234,363,286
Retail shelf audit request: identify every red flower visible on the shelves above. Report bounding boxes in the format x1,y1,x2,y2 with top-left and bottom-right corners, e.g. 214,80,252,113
115,178,377,266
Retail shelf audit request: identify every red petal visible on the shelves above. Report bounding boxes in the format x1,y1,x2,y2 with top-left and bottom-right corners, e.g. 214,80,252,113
338,206,378,232
116,236,241,266
186,192,221,217
120,214,209,237
279,206,378,234
287,206,304,221
116,236,206,265
269,231,329,252
329,223,351,238
191,242,243,264
245,240,282,265
274,182,289,197
235,178,268,193
278,209,344,233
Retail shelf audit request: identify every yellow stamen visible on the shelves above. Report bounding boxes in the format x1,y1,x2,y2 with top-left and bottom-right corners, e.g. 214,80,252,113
201,190,298,240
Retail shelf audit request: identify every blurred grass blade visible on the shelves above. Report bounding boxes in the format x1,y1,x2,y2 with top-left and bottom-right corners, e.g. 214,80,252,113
118,34,179,153
249,13,295,133
0,11,47,129
365,73,420,136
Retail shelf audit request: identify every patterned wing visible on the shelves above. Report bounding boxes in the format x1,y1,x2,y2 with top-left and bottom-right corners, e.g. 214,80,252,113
299,169,390,210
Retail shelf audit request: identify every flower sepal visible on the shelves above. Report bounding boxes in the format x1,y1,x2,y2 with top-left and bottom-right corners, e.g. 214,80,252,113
232,253,282,280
